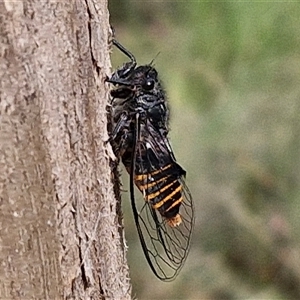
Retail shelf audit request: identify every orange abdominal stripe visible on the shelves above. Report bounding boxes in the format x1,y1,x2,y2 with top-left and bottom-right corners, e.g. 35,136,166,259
165,196,183,212
152,184,182,209
134,164,172,182
146,179,177,201
135,174,168,190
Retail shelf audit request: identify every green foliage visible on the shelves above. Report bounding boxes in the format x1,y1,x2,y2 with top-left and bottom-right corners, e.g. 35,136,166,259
109,1,300,299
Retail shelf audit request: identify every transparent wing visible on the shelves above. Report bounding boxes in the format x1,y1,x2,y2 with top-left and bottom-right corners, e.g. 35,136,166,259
129,116,194,281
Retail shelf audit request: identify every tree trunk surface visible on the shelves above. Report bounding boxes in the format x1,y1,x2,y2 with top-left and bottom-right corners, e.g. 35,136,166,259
0,1,131,299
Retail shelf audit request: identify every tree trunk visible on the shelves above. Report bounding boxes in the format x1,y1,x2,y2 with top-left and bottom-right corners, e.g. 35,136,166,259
0,1,131,299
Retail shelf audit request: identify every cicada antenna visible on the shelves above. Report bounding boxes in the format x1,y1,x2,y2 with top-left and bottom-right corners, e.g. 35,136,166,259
149,51,161,66
112,39,137,65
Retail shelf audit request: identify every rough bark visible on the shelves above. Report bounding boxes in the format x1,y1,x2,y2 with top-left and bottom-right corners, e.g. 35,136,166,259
0,1,131,299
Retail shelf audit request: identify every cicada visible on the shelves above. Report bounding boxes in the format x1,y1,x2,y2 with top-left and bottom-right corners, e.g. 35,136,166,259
106,39,194,281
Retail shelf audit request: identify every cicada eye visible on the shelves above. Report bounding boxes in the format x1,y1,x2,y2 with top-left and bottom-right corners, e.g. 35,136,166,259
143,78,155,91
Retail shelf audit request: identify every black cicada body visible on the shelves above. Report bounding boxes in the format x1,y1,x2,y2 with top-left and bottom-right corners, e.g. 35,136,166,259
107,39,194,281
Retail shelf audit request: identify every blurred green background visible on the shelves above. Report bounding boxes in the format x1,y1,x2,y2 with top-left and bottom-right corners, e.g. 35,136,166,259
109,1,300,299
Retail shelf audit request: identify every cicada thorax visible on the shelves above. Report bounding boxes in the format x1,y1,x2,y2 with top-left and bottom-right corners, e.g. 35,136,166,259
108,62,169,156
